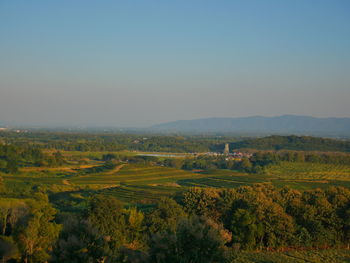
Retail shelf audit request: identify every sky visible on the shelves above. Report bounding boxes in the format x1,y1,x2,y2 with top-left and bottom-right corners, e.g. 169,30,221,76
1,0,350,127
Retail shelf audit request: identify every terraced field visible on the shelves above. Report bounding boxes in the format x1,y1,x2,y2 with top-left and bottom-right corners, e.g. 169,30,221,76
230,249,350,263
69,164,200,186
266,161,350,180
177,170,269,188
3,159,350,206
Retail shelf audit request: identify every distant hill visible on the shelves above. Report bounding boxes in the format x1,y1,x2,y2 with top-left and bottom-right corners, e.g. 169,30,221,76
232,135,350,152
151,115,350,136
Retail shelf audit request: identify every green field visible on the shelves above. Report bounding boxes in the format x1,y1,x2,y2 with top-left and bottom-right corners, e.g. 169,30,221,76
266,161,350,181
229,249,350,263
2,150,350,262
2,158,350,206
65,161,350,203
70,164,198,185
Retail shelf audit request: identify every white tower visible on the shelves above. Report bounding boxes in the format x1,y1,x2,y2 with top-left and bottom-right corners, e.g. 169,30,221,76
224,143,229,154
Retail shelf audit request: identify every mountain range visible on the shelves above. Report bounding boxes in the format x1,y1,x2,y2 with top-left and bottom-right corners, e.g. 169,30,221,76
151,115,350,136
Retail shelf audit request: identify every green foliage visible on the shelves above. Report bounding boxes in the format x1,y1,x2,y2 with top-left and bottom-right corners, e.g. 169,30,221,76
1,132,350,262
52,216,112,263
0,235,19,262
182,187,220,219
16,195,61,263
0,198,28,236
86,195,125,248
85,195,147,259
0,131,237,153
181,184,350,250
230,209,264,249
233,135,350,152
0,159,7,169
146,197,187,233
0,143,66,174
6,159,19,174
149,216,228,263
228,249,350,263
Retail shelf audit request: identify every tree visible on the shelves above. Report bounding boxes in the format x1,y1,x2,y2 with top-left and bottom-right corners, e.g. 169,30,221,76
5,159,18,174
102,153,117,162
147,197,186,233
123,207,145,250
230,209,264,250
0,159,7,170
16,195,61,263
236,158,252,172
53,151,65,166
149,216,227,263
0,236,19,262
86,194,127,259
0,200,27,236
182,188,220,219
52,217,111,263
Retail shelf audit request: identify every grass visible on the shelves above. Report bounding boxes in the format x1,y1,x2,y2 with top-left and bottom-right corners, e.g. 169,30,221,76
229,249,350,263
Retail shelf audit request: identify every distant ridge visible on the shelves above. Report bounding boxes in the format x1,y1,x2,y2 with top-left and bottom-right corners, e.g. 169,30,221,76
151,115,350,136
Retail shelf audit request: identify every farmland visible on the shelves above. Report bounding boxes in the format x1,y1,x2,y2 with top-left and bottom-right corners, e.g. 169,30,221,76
266,161,350,181
3,151,350,207
1,134,350,262
230,249,350,263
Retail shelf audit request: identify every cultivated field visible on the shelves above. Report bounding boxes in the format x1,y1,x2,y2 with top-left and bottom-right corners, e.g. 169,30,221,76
2,154,350,207
2,150,350,261
266,161,350,181
229,249,350,263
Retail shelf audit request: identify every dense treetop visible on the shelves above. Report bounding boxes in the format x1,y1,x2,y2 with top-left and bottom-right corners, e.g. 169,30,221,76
232,135,350,152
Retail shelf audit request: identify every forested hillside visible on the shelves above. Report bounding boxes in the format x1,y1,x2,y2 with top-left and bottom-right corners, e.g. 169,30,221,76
232,135,350,152
151,115,350,135
2,132,350,154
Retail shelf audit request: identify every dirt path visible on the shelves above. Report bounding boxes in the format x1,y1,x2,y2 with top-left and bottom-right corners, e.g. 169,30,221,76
61,164,127,188
62,179,71,185
105,164,127,175
22,164,100,173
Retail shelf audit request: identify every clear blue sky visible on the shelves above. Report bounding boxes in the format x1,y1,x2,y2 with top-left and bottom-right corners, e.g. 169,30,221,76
1,0,349,127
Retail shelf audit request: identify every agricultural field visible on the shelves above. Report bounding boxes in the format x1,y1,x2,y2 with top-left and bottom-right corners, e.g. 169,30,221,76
3,155,350,207
69,164,199,187
2,137,350,262
266,161,350,181
229,249,350,263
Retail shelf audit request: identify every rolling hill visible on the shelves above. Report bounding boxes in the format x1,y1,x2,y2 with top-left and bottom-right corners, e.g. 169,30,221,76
151,115,350,136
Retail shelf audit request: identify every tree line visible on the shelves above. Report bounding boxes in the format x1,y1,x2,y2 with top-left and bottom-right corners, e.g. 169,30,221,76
1,184,350,262
232,135,350,152
157,150,350,174
0,132,232,153
0,144,65,174
2,132,350,156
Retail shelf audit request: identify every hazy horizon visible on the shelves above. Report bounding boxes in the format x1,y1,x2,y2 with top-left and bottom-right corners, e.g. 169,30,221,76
2,114,350,130
1,1,350,127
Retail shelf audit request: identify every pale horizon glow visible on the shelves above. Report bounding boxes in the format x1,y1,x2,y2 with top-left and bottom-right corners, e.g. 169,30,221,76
1,0,350,127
